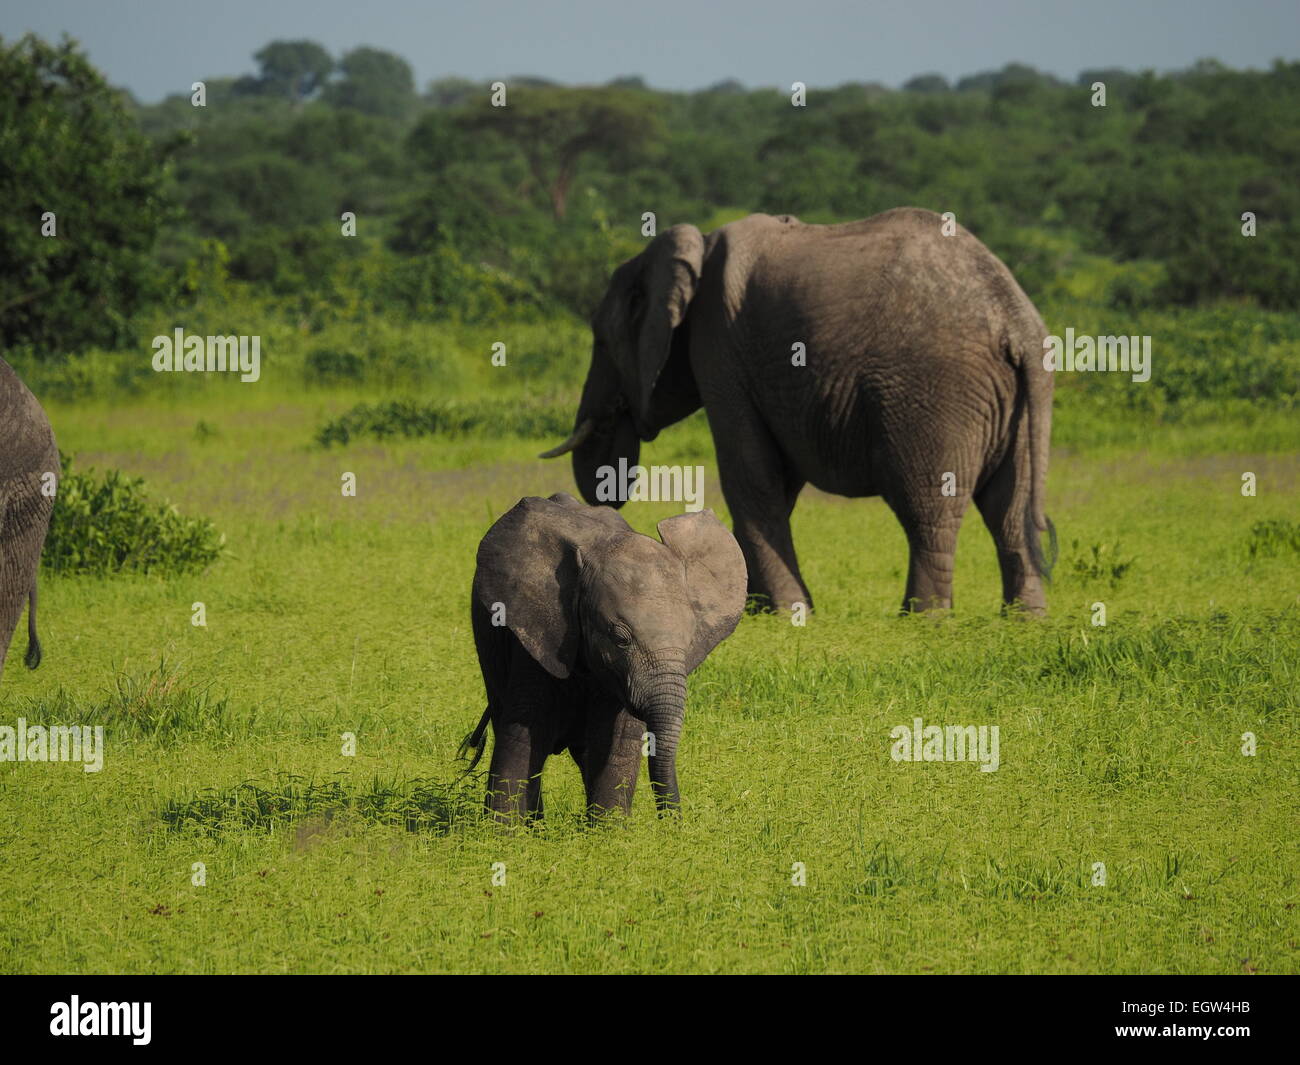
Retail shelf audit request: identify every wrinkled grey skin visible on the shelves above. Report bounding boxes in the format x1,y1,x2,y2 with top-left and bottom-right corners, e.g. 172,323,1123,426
544,208,1056,614
0,357,57,676
462,492,747,821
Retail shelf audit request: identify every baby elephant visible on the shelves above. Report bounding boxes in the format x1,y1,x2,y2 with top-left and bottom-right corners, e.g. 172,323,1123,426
462,492,747,821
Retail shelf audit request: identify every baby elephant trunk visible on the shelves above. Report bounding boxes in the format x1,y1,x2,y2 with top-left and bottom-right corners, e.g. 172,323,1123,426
637,665,688,814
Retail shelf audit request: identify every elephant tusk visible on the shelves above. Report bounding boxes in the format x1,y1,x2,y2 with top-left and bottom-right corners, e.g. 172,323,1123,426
538,418,595,459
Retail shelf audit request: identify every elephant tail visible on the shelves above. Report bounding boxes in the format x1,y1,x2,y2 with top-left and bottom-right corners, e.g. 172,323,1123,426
1015,323,1058,581
457,706,491,773
24,582,41,670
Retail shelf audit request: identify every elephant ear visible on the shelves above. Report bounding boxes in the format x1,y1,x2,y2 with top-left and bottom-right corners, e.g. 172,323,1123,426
627,225,704,428
656,510,748,672
474,497,626,679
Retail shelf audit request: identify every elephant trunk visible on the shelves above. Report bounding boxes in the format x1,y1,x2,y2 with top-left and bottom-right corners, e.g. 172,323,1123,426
637,666,687,814
544,350,641,507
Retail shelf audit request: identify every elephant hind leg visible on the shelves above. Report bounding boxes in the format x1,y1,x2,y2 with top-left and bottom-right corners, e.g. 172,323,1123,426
974,442,1046,615
900,519,963,612
484,647,556,822
486,716,556,823
485,720,533,821
884,474,968,613
0,574,26,676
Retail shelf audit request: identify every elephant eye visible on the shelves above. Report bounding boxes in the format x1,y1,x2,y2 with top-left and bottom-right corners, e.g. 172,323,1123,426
612,627,632,649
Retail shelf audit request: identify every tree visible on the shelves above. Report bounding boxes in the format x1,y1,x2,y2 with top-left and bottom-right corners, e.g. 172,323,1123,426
252,40,333,103
325,46,415,118
990,62,1061,103
425,76,478,108
0,34,177,355
457,87,662,219
903,73,950,93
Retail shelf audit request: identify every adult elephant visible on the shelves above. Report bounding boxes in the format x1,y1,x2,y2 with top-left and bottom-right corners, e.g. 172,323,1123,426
542,208,1056,614
0,356,57,674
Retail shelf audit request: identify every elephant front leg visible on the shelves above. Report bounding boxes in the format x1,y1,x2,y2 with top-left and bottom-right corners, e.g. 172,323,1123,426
731,510,813,613
710,416,812,612
581,705,644,819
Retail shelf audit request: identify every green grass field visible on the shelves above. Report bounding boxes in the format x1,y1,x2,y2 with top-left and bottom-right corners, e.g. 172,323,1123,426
1,303,1297,973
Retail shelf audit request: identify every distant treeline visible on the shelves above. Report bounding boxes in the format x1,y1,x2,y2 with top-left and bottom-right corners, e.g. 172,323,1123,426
3,35,1298,358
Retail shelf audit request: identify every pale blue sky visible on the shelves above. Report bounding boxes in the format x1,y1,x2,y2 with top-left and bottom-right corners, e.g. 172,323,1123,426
3,0,1297,102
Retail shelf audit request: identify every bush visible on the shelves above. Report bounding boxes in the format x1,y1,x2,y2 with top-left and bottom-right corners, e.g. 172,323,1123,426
94,658,230,738
316,397,573,446
1042,303,1300,418
1246,519,1300,559
304,346,365,383
44,453,225,576
20,660,231,741
303,323,470,390
380,243,550,323
1067,540,1137,586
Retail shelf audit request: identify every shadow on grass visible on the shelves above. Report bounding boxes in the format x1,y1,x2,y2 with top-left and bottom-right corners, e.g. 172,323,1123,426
158,773,483,836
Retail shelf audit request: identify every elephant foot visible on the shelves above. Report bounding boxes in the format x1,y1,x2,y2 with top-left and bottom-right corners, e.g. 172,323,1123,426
899,595,954,615
585,802,634,825
1001,598,1047,619
996,551,1047,616
745,584,813,616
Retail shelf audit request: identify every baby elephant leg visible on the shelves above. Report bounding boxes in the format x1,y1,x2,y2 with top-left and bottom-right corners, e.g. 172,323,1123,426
485,651,556,822
582,703,645,819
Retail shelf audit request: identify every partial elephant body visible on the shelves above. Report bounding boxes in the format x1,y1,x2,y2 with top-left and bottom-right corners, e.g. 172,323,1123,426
468,621,645,818
0,357,57,675
548,208,1055,614
466,493,746,821
697,213,1040,496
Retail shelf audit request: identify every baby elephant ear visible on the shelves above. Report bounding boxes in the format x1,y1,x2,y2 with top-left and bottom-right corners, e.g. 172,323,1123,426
474,497,584,679
656,510,748,672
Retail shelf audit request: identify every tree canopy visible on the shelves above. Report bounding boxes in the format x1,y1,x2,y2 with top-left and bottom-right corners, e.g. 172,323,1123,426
251,40,333,102
0,34,177,353
325,46,416,118
456,87,663,219
6,37,1300,356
